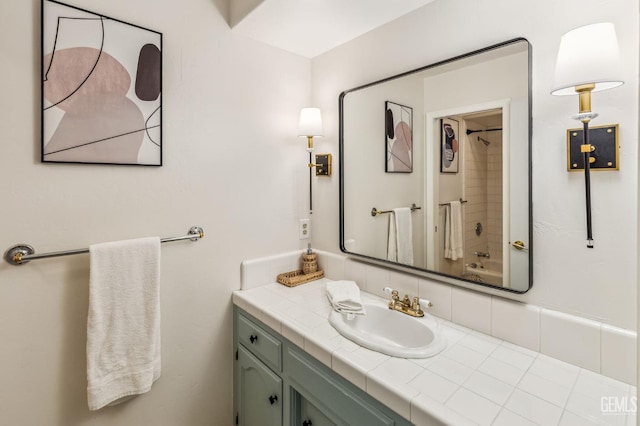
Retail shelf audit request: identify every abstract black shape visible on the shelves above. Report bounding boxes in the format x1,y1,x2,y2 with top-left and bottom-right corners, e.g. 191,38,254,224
135,44,161,101
385,108,395,139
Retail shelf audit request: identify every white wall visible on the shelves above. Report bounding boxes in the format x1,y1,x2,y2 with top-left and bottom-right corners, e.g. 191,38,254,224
0,0,310,424
311,0,639,330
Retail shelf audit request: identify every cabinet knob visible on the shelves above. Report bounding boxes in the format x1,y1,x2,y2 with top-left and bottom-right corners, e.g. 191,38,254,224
303,421,313,426
268,394,278,405
249,334,258,344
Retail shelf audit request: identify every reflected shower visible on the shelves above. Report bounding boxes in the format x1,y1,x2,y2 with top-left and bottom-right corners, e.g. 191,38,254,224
477,136,491,146
466,127,501,147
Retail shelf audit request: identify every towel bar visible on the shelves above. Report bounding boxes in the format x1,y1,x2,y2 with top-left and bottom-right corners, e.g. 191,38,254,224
4,226,204,266
371,203,421,217
439,198,468,206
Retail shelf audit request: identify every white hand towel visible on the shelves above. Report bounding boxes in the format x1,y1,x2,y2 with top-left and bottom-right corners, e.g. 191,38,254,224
444,201,464,260
387,215,398,262
392,208,414,266
87,237,161,411
326,280,365,315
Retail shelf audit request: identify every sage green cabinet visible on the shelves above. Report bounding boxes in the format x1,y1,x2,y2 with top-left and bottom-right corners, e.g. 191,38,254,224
234,307,412,426
294,391,335,426
236,345,282,426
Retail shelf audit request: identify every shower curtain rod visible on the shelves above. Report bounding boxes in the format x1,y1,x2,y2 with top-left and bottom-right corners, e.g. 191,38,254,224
4,226,204,266
466,128,502,135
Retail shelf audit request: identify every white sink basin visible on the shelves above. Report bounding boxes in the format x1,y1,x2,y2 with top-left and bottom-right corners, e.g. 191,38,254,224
329,294,447,358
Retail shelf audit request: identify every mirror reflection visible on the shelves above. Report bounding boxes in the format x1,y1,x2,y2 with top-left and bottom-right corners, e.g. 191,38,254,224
339,39,532,292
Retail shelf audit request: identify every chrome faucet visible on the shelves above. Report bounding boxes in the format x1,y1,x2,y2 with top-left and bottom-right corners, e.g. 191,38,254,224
383,287,432,317
474,251,491,259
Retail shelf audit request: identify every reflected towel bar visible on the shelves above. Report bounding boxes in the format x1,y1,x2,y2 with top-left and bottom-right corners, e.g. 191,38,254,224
439,198,468,206
371,203,421,217
4,226,204,266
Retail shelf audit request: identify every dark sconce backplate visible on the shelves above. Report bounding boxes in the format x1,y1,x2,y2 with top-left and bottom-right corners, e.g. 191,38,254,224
567,124,619,171
315,153,332,176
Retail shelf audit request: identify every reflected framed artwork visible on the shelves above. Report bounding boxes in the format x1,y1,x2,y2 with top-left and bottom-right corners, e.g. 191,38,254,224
440,118,459,173
42,0,162,166
385,101,413,173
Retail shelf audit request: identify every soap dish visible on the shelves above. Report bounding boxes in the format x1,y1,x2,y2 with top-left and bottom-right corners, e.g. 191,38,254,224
277,269,324,287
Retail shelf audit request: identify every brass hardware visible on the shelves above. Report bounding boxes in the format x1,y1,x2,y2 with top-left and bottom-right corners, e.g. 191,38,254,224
512,240,526,250
575,83,596,118
387,290,431,317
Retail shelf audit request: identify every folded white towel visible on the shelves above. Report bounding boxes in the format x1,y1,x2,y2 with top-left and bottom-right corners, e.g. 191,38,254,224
326,280,365,315
87,237,161,411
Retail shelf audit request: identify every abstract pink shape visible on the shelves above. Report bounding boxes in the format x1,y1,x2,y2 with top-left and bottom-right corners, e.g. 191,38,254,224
391,121,412,172
43,47,130,112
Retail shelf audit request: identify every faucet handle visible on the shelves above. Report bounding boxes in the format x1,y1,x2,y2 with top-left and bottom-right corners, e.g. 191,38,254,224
383,287,399,299
413,297,433,310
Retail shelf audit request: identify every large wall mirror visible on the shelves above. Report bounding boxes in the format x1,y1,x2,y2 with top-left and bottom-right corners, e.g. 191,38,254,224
339,38,532,293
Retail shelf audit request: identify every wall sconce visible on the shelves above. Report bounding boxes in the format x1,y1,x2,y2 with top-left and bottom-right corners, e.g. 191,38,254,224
298,107,331,213
298,107,332,177
551,22,624,248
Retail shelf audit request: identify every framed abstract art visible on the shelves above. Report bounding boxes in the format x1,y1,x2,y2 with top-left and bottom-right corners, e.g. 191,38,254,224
385,101,413,173
42,0,162,166
440,117,459,173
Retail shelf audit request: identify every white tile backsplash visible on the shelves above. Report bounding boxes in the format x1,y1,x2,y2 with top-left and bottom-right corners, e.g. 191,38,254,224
491,297,540,352
601,324,638,386
541,308,601,373
240,250,638,386
451,287,492,334
388,271,420,299
418,279,452,320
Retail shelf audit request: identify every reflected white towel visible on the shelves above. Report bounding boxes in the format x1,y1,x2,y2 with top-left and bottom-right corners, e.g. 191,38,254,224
387,208,414,265
444,201,464,260
87,237,161,411
326,280,365,315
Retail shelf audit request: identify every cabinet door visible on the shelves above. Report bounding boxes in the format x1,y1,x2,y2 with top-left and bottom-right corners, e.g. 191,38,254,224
297,391,336,426
236,345,282,426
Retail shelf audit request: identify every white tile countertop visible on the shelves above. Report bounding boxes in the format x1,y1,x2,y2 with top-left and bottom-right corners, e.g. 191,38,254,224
233,279,637,426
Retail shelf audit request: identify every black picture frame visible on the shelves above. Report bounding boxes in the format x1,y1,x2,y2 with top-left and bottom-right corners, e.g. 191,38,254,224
385,101,413,173
42,0,163,166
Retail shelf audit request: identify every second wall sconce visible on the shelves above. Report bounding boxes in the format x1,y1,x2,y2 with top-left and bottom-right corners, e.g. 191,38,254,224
551,22,624,248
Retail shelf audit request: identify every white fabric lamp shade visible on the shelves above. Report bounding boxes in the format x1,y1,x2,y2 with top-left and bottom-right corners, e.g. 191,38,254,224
298,107,323,136
551,22,624,95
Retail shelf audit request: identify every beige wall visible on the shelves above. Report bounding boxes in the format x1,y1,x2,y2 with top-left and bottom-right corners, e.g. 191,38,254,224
311,0,639,330
0,0,310,424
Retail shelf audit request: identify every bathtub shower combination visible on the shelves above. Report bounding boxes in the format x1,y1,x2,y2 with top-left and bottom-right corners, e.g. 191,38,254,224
463,258,503,286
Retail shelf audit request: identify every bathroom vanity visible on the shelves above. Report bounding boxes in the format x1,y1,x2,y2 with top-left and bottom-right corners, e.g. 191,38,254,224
234,277,637,426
